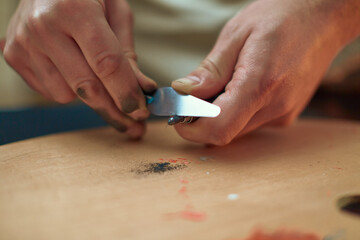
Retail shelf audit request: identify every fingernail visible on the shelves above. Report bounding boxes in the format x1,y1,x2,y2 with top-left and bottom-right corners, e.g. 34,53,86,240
172,76,201,94
173,76,201,86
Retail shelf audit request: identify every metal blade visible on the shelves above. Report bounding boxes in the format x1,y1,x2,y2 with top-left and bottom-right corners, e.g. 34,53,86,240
147,87,221,117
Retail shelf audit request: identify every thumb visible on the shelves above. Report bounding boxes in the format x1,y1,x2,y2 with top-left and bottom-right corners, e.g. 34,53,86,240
171,25,249,99
104,0,157,93
0,38,5,53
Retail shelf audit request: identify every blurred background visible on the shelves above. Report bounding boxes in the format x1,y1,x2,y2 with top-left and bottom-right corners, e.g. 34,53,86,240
1,0,359,145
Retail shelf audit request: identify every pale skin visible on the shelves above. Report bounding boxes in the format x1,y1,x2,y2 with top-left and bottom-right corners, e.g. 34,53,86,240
171,0,360,145
1,0,360,145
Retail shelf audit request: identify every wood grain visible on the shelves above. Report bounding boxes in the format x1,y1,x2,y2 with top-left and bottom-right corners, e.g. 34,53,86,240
0,119,359,240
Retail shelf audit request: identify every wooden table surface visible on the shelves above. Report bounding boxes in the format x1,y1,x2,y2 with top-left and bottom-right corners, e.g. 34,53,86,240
0,119,359,240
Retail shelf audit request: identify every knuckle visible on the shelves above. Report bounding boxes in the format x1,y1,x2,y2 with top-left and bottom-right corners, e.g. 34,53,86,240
93,53,122,78
27,13,50,36
14,31,29,49
257,76,279,97
199,58,221,80
221,20,240,39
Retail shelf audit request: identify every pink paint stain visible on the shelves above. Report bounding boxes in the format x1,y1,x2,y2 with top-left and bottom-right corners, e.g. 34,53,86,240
179,186,188,198
178,209,207,222
180,179,189,184
164,209,207,222
164,178,208,222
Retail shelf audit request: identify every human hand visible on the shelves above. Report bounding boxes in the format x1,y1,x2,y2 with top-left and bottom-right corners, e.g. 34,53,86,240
171,0,360,145
1,0,157,139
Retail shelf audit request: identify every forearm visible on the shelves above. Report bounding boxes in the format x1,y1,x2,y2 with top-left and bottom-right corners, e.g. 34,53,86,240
308,0,360,49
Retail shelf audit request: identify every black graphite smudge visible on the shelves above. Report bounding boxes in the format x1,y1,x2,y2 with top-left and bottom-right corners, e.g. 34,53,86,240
133,162,187,175
95,109,128,133
76,87,87,99
338,195,360,216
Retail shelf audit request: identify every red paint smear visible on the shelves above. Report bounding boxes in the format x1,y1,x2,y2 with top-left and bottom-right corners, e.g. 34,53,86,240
179,186,188,198
179,186,187,194
179,210,207,221
164,210,207,222
333,167,343,170
227,229,321,240
158,158,191,164
180,179,189,184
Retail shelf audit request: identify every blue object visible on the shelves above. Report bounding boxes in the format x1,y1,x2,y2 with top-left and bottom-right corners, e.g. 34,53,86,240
0,104,107,145
146,95,155,104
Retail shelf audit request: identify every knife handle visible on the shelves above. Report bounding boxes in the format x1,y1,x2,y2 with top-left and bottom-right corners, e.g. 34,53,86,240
168,116,199,125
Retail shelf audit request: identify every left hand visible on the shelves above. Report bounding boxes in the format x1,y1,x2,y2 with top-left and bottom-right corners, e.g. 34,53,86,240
171,0,360,145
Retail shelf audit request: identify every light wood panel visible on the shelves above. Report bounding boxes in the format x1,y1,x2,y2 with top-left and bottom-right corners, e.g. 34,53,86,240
0,119,359,239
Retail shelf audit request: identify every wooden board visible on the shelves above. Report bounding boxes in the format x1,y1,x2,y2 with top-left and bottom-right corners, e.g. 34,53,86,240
0,119,359,239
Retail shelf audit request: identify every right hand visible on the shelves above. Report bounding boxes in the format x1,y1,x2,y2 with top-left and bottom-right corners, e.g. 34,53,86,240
0,0,157,139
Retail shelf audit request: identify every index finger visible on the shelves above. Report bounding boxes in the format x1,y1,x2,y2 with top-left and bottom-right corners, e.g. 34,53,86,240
67,4,148,117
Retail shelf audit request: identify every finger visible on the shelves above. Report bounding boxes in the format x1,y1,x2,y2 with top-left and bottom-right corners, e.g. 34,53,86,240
104,0,158,94
43,33,145,139
65,3,149,117
27,49,76,103
172,20,251,99
2,40,51,98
